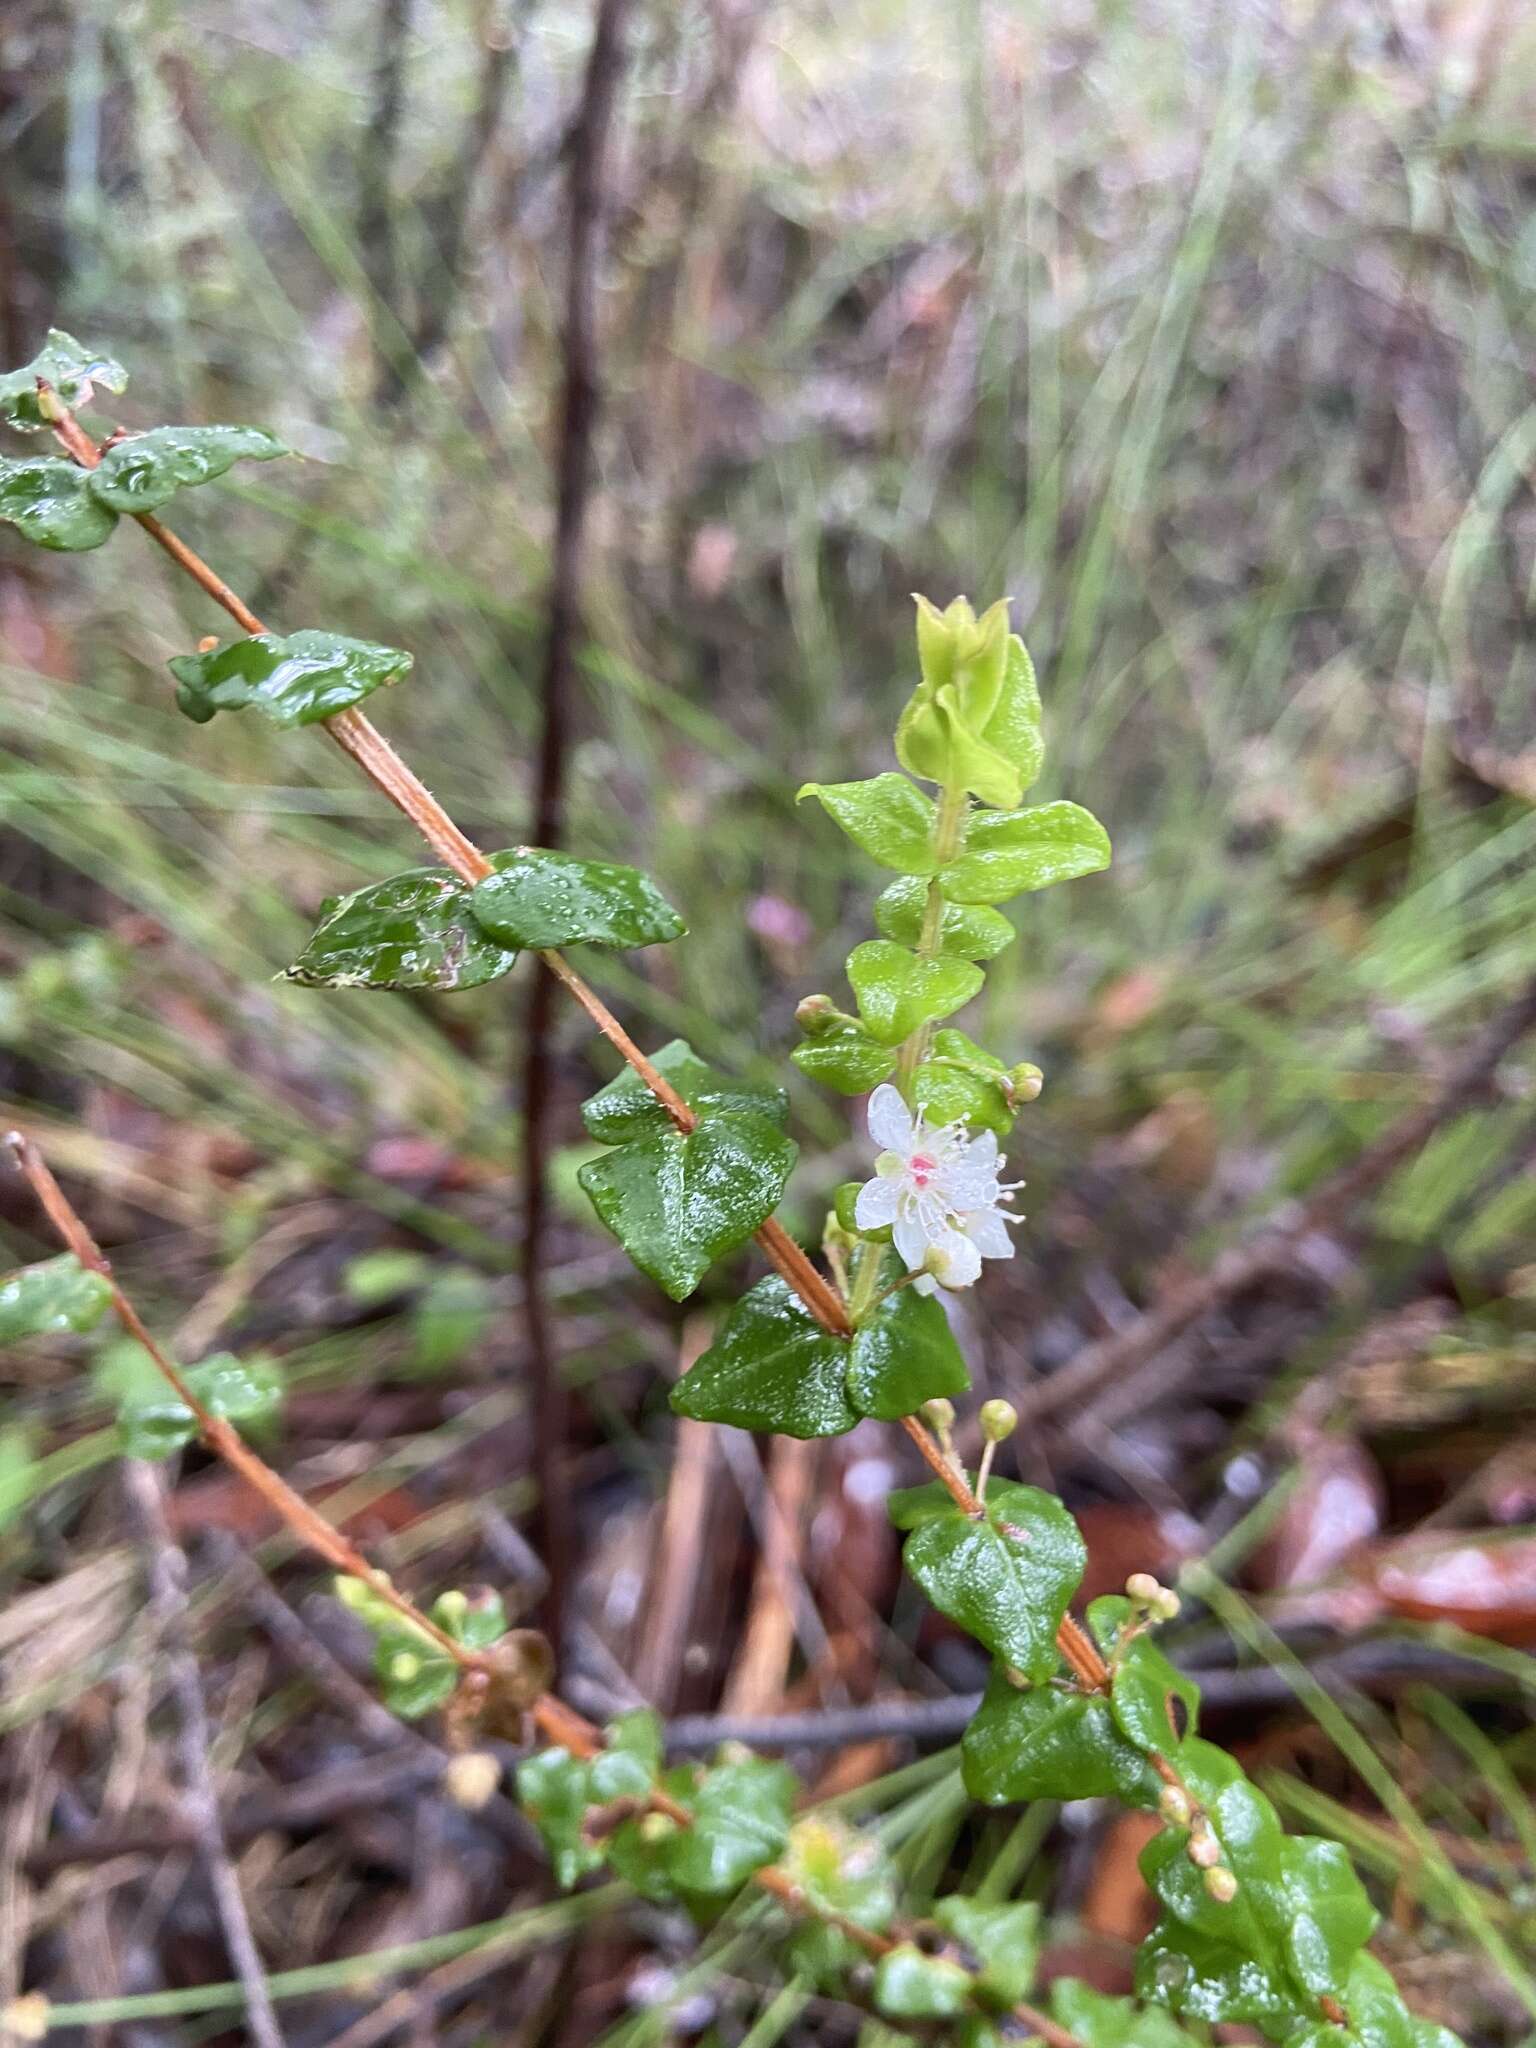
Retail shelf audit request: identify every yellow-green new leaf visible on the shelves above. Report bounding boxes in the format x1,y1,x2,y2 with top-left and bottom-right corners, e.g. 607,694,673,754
942,800,1111,905
847,940,983,1045
797,774,940,873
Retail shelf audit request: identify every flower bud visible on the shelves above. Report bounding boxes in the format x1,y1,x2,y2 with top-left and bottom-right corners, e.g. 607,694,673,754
1126,1571,1162,1603
1154,1588,1182,1621
1007,1062,1044,1104
389,1651,422,1684
1187,1825,1222,1870
1157,1784,1193,1828
795,993,841,1037
639,1811,678,1845
443,1751,502,1810
3,1996,50,2043
979,1398,1018,1443
436,1589,469,1627
921,1397,956,1433
1203,1866,1239,1904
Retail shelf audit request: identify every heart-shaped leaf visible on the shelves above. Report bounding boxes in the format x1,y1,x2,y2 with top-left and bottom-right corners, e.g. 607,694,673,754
962,1663,1158,1806
874,1946,974,2021
791,1029,898,1093
934,1897,1040,2007
0,457,118,551
114,1351,282,1460
671,1276,857,1438
286,867,520,991
581,1037,787,1144
797,774,940,872
665,1755,796,1894
942,801,1111,905
0,1255,113,1343
874,876,1016,961
846,940,983,1045
577,1105,797,1300
470,849,685,951
896,1479,1087,1681
1089,1595,1201,1754
1051,1977,1201,2048
843,1282,969,1420
0,331,127,431
171,630,412,726
90,424,288,513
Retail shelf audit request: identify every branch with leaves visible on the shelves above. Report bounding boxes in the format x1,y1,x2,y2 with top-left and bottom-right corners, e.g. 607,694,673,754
0,331,1465,2048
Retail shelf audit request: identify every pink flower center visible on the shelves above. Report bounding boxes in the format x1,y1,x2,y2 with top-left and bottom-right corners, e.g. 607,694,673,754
909,1152,937,1187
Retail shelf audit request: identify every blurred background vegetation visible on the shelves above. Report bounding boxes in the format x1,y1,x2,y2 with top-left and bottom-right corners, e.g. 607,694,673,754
3,0,1536,2041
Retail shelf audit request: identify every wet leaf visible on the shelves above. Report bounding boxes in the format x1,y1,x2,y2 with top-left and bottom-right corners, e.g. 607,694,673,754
671,1276,857,1438
115,1351,282,1460
873,1945,974,2020
1089,1595,1201,1754
846,940,983,1045
0,1255,113,1342
791,1029,898,1092
962,1664,1158,1806
577,1104,797,1300
0,456,118,551
843,1282,970,1420
873,875,1016,960
1050,1977,1201,2048
942,800,1111,905
896,1479,1087,1681
665,1755,796,1894
933,1896,1040,2007
469,848,685,951
517,1748,600,1888
781,1815,898,1933
0,330,127,430
580,1037,787,1144
797,773,940,872
171,629,412,726
286,866,520,991
90,424,288,513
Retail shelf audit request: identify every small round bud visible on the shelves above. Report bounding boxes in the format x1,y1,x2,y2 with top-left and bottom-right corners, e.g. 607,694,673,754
197,634,220,654
1187,1825,1222,1870
1157,1784,1193,1828
436,1589,469,1625
1126,1571,1162,1603
1203,1865,1239,1904
443,1751,501,1810
795,994,839,1037
1008,1062,1044,1104
639,1811,678,1845
921,1397,956,1433
979,1398,1018,1443
3,1995,50,2043
1154,1588,1182,1621
389,1651,422,1684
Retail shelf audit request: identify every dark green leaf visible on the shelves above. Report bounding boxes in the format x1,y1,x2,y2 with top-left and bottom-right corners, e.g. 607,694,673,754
665,1755,796,1894
887,1477,965,1529
912,1058,1013,1137
1285,1956,1468,2048
90,425,288,513
846,940,983,1045
577,1105,797,1300
933,1897,1040,2007
171,630,411,727
517,1748,600,1889
1089,1595,1201,1754
874,876,1016,960
1050,1977,1200,2048
589,1709,662,1804
942,801,1112,905
469,849,685,951
286,867,520,991
873,1946,973,2020
1135,1916,1296,2035
672,1276,857,1438
0,1255,113,1342
580,1037,787,1144
844,1282,969,1420
791,1030,898,1092
0,331,127,430
796,773,939,872
962,1664,1159,1807
115,1352,282,1460
0,456,118,551
899,1479,1087,1681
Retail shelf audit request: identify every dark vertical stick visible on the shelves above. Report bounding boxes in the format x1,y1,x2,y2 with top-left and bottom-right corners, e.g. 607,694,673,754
358,0,412,399
520,0,637,1652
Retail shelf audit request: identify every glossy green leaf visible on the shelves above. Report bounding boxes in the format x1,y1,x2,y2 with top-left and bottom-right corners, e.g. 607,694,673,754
844,1282,969,1420
0,1255,113,1342
665,1755,796,1894
846,940,983,1045
0,457,118,551
374,1631,459,1719
942,800,1112,905
781,1815,898,1934
517,1748,600,1889
1089,1595,1201,1754
89,424,288,513
962,1664,1158,1807
671,1276,857,1438
791,1029,898,1093
577,1104,797,1300
580,1037,787,1144
912,1058,1012,1136
286,867,520,991
1287,1956,1468,2048
796,773,940,872
469,848,685,951
1051,1977,1200,2048
1135,1916,1297,2035
115,1351,282,1460
897,1478,1087,1682
589,1709,663,1804
0,330,127,430
874,875,1015,960
171,630,412,727
873,1945,973,2021
933,1897,1040,2007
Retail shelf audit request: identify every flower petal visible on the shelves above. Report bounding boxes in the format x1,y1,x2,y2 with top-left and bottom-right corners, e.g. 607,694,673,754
892,1208,929,1274
961,1206,1016,1260
867,1083,914,1156
929,1228,982,1290
854,1176,900,1229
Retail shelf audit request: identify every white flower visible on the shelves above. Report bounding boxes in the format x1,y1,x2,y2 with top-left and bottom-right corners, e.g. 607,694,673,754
853,1083,1022,1290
